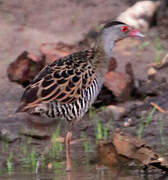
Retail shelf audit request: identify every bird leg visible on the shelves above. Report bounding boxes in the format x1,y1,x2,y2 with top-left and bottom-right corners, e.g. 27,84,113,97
36,130,73,173
66,131,72,172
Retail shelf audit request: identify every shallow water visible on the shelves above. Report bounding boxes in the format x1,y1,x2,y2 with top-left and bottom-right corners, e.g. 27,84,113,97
0,113,168,180
1,161,167,180
0,169,145,180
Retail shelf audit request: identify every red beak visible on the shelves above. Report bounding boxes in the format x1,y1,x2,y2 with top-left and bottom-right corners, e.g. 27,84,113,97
128,29,144,38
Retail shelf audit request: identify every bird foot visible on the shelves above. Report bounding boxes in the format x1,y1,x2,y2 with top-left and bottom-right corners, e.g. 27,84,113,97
66,167,72,172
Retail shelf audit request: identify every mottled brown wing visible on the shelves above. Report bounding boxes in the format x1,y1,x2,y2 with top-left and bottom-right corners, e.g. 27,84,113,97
17,50,95,112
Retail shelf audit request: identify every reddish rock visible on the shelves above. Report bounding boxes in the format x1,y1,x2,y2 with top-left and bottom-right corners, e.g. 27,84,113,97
98,137,130,167
112,131,167,169
104,71,132,101
44,54,61,65
0,128,19,143
106,105,126,121
7,43,80,87
7,51,45,87
39,42,79,65
98,130,168,170
19,127,50,139
108,57,117,72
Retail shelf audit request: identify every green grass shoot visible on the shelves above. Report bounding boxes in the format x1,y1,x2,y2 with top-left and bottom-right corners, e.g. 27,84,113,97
89,107,96,118
96,122,103,140
95,121,109,140
138,108,156,139
154,36,165,64
2,142,8,153
139,41,150,50
50,125,63,158
158,119,166,154
30,149,37,172
7,152,13,174
144,107,156,126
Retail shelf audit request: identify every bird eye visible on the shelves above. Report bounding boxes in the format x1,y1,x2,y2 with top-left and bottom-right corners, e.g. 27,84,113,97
121,26,128,32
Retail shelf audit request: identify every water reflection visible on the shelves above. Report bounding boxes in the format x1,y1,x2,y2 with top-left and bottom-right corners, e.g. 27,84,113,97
0,162,168,180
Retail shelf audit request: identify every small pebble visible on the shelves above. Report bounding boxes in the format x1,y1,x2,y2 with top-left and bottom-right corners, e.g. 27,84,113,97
147,67,156,80
124,122,130,127
0,128,18,143
127,118,132,123
158,157,164,162
48,162,53,169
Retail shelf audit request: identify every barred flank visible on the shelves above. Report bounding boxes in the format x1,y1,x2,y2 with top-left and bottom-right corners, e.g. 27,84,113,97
45,78,102,121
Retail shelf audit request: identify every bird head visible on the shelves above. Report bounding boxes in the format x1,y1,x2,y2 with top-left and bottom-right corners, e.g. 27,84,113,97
98,21,144,57
101,21,144,43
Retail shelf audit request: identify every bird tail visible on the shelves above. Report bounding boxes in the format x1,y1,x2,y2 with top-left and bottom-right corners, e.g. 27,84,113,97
15,102,29,113
16,105,25,113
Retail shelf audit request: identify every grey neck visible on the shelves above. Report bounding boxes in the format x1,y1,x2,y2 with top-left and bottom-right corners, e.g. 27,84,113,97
104,39,114,58
103,32,115,59
93,30,117,77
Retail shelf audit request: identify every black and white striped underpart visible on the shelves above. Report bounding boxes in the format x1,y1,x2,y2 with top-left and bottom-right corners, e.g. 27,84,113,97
33,77,102,122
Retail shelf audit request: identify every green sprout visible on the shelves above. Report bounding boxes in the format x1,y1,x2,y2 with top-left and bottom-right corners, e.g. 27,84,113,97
139,41,150,50
7,152,13,174
80,133,91,153
103,125,108,140
144,108,156,126
2,142,8,153
95,122,109,140
27,137,32,145
138,108,156,139
20,138,37,171
50,125,63,158
30,149,37,172
158,119,166,154
153,37,165,65
96,122,103,140
137,119,144,140
89,107,96,118
52,161,64,176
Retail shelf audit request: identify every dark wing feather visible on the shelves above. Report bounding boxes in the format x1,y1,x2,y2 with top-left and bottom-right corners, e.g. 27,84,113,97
17,50,95,112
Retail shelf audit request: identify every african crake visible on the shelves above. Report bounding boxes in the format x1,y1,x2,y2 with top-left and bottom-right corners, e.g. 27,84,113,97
16,21,144,171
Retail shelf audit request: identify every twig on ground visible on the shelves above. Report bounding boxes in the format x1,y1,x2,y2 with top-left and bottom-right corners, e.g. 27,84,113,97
150,102,168,114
